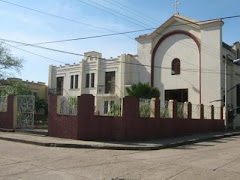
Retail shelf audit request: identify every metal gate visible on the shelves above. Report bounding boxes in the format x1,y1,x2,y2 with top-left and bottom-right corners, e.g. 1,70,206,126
17,95,35,129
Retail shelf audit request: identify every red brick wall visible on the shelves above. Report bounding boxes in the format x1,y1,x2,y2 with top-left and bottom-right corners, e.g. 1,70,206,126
48,95,78,139
0,95,16,130
48,95,224,141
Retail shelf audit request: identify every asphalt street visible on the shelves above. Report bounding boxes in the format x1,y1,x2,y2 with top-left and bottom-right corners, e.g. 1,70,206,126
1,136,240,180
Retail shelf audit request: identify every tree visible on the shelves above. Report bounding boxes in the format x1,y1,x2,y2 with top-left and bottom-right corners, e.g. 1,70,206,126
0,44,22,79
1,82,32,96
35,96,48,112
126,82,160,99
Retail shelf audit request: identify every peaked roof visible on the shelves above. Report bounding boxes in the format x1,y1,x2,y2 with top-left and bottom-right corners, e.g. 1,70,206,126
136,14,223,40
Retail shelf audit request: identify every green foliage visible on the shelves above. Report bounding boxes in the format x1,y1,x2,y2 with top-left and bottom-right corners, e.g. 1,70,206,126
66,97,77,115
139,103,150,117
0,44,23,78
160,108,170,118
108,103,121,116
126,82,160,99
35,96,47,112
1,82,32,95
69,96,77,105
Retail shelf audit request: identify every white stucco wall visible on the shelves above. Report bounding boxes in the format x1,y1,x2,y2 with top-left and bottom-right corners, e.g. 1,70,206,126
200,24,222,107
48,64,81,97
136,38,152,83
154,34,200,105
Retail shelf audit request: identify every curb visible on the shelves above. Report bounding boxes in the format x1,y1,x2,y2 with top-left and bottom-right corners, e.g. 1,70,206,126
0,132,240,151
0,128,14,132
15,129,48,136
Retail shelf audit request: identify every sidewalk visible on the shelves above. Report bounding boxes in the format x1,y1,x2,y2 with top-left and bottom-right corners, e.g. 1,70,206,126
0,130,239,151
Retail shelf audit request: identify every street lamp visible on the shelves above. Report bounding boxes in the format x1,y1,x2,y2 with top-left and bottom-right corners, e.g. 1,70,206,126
225,55,240,129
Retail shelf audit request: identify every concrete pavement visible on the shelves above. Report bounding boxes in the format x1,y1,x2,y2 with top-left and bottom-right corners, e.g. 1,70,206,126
1,135,240,179
0,130,240,150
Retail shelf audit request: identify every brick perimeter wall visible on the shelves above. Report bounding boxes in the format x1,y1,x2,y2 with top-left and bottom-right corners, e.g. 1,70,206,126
48,95,78,139
48,95,224,141
0,95,16,130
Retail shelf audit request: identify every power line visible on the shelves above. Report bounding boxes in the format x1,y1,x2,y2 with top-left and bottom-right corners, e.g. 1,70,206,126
102,0,158,25
2,42,67,64
75,0,148,28
1,36,239,75
0,38,85,57
2,37,239,77
0,0,135,41
0,0,110,32
107,0,160,24
21,28,155,46
82,0,154,28
13,14,240,47
1,0,240,52
0,37,214,72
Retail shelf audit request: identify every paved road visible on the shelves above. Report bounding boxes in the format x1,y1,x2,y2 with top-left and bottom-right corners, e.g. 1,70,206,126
1,136,240,180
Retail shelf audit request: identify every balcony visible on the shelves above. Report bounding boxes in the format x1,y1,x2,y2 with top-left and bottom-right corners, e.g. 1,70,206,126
97,85,116,97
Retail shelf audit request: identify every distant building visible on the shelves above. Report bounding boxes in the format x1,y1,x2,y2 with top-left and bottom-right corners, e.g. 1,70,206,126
48,14,240,117
48,51,138,114
0,78,48,100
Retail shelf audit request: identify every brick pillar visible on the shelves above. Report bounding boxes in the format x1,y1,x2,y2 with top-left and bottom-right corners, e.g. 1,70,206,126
211,105,214,120
200,104,204,120
155,98,160,119
123,96,139,140
172,100,177,119
77,94,94,140
48,95,58,136
187,102,192,119
5,95,17,130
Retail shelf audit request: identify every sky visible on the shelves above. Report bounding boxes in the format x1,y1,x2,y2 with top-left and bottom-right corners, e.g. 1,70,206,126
0,0,239,84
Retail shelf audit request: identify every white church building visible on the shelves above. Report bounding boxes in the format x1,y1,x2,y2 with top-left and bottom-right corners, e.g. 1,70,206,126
48,14,240,117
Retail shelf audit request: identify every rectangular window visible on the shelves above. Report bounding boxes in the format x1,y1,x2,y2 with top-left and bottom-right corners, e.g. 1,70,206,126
110,101,114,110
56,77,64,95
91,73,95,88
75,75,79,89
85,74,89,88
165,89,188,103
105,71,115,94
70,75,74,89
104,101,108,114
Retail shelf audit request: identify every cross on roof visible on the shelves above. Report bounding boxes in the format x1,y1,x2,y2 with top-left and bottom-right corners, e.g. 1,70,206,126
173,0,180,14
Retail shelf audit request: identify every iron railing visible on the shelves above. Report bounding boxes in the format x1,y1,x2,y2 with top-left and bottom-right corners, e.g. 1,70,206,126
58,96,77,115
139,98,151,118
0,96,7,112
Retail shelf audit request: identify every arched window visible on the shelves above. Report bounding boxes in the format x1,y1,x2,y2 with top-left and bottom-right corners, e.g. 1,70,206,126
171,58,180,75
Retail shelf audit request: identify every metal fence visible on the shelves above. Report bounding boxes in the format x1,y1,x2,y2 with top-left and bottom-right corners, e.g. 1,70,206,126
107,99,123,116
204,106,212,119
160,101,170,118
139,98,151,118
192,104,200,119
17,95,35,129
58,96,77,115
177,102,185,118
0,96,7,112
